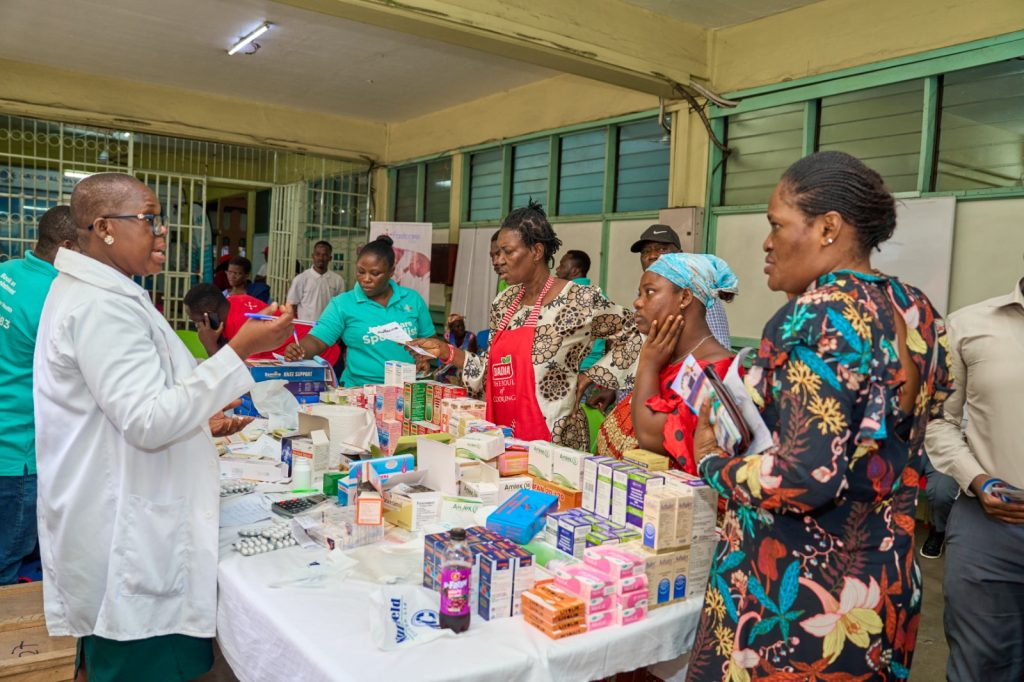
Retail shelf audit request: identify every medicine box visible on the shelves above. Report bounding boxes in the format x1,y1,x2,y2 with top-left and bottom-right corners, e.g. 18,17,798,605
455,432,505,461
551,446,587,491
663,471,718,543
622,449,670,472
344,454,415,486
281,431,330,480
462,478,499,506
497,449,528,477
625,470,665,528
582,456,613,512
528,441,555,481
478,547,515,621
595,461,633,519
378,418,403,455
611,465,638,527
382,482,441,532
246,359,334,386
529,475,583,513
218,456,288,482
556,515,592,558
485,488,558,544
402,381,430,422
384,360,416,387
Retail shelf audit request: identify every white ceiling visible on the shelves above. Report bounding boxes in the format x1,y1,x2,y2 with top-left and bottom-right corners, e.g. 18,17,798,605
0,0,557,123
622,0,823,28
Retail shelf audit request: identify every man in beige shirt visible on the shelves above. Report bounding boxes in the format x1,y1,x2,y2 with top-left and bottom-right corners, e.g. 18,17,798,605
925,275,1024,682
286,241,345,321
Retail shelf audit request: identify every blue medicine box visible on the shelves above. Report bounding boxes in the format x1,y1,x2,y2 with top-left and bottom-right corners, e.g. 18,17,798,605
486,489,558,544
246,359,335,385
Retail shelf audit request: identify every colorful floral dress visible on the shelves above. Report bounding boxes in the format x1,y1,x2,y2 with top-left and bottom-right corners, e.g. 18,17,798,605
686,271,951,682
461,281,641,449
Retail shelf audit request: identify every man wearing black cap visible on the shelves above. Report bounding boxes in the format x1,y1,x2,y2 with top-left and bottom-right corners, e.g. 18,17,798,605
631,224,682,271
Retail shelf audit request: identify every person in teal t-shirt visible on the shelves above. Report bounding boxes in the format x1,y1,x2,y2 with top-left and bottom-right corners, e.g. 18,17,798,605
555,249,605,370
0,206,79,584
285,235,435,386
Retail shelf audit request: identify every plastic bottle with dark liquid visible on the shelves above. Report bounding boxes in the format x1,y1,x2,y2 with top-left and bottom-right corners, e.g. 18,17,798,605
438,527,472,633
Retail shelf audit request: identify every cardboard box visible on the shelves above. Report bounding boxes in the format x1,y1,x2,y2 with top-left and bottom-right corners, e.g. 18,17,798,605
529,474,583,512
551,446,587,491
455,432,505,461
625,470,665,528
402,381,430,422
247,358,334,385
219,456,288,482
622,449,670,472
663,471,719,542
611,465,638,527
595,460,632,518
384,360,415,387
528,441,555,481
0,582,75,681
382,474,441,531
281,429,330,480
556,515,592,558
582,456,614,512
497,449,528,477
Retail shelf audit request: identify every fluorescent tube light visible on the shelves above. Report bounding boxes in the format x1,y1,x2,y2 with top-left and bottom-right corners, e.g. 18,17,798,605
228,22,272,56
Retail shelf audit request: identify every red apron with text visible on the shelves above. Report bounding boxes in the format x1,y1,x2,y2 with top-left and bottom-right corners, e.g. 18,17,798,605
485,278,554,441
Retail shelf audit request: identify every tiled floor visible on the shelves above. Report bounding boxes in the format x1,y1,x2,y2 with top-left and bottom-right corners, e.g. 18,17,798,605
910,525,949,681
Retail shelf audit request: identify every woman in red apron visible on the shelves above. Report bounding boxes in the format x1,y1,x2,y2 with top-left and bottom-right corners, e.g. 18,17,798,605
410,201,641,449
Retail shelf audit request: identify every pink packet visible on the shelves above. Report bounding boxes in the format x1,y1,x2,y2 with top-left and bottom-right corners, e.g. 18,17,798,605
616,590,648,610
617,573,648,595
585,608,615,632
614,604,647,626
583,545,645,581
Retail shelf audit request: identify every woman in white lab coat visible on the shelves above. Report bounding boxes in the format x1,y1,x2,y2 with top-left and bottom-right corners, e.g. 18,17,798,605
33,173,293,682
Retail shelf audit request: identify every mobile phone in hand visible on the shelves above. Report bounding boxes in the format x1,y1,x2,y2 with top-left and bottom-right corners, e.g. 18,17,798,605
989,484,1024,503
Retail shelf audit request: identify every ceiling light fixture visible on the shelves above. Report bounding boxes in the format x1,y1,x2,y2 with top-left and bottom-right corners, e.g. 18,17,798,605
228,22,272,56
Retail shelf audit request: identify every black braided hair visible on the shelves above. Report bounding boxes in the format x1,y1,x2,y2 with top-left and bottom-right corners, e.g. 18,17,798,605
781,151,896,252
500,200,562,267
359,234,395,269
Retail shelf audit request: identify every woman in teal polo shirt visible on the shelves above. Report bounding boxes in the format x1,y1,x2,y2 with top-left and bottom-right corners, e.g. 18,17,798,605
284,235,434,386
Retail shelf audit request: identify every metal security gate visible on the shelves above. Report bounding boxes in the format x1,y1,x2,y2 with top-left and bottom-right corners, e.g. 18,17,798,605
267,182,305,305
0,112,371,328
0,116,129,261
135,171,208,329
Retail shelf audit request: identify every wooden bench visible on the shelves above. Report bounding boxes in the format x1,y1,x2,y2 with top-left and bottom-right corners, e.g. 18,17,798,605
0,583,74,682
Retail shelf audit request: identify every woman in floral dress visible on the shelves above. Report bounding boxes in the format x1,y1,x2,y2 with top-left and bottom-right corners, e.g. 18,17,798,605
411,202,640,449
686,152,951,681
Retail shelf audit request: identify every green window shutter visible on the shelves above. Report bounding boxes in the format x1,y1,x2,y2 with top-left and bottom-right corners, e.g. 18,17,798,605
393,166,418,221
511,139,550,210
424,158,451,224
614,119,670,212
558,129,606,215
937,59,1024,191
723,103,804,206
819,80,924,193
468,148,503,222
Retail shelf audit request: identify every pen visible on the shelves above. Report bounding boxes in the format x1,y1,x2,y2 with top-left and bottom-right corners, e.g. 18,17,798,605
244,313,316,326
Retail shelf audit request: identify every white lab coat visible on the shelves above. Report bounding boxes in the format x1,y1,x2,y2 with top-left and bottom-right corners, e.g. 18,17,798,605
33,249,255,639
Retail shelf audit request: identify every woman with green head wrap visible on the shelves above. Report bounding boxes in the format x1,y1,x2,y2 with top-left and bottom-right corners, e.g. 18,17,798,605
595,252,740,471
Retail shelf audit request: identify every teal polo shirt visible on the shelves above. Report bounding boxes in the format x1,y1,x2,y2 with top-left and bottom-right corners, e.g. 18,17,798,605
572,277,605,371
0,251,58,476
310,280,435,387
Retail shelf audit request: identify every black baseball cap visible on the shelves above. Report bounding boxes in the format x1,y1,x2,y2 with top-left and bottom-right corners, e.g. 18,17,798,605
630,224,682,252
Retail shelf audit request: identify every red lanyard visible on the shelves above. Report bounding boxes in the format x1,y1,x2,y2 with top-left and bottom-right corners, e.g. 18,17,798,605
495,277,554,335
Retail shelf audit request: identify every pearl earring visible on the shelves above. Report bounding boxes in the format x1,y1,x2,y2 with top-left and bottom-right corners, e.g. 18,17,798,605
103,235,115,245
826,238,835,245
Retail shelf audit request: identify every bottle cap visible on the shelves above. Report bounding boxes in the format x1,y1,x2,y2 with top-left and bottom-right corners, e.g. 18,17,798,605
450,527,467,540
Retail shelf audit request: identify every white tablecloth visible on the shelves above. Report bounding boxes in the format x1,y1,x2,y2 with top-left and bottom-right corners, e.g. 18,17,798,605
217,534,702,682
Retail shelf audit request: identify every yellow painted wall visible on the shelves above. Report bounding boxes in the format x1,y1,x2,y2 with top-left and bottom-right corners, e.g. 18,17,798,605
710,0,1024,93
0,59,387,161
385,75,658,163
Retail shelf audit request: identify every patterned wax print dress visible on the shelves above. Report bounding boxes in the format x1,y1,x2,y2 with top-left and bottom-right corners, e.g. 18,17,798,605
687,271,952,682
